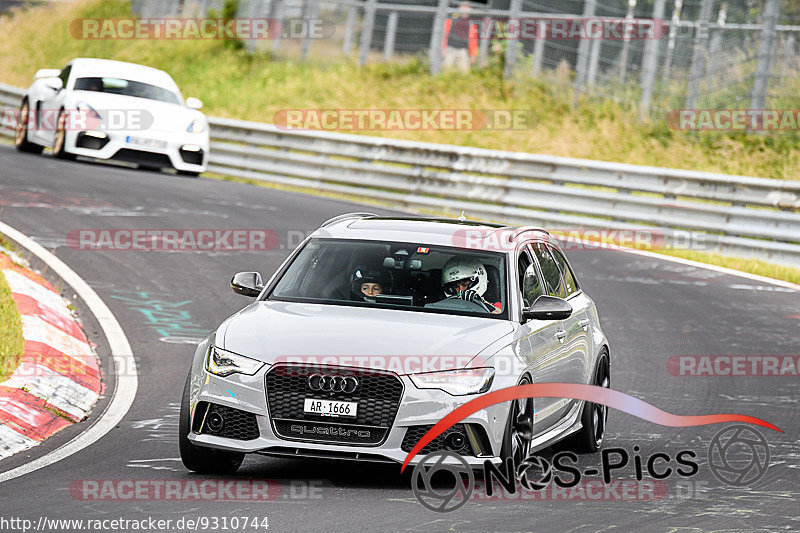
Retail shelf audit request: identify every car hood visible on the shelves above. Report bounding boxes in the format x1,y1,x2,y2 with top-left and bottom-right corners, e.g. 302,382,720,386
219,301,513,370
67,91,203,132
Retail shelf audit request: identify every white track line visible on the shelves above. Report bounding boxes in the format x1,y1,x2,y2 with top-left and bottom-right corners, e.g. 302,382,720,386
0,220,137,483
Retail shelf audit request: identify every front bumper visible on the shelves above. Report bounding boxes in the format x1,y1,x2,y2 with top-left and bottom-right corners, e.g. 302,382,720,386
65,128,208,172
187,365,512,468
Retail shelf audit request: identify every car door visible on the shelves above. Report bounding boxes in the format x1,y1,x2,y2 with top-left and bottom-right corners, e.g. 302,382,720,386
39,65,71,146
528,242,587,429
548,243,593,386
516,244,565,436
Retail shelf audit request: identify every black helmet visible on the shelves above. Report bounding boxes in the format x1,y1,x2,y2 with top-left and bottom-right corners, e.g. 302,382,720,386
350,264,389,302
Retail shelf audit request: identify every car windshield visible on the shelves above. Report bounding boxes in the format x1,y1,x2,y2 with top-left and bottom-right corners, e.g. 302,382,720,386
73,77,181,105
269,239,508,319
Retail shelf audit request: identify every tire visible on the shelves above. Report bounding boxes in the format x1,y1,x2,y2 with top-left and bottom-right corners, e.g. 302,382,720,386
179,372,245,474
53,110,75,160
563,351,610,453
177,170,200,177
14,101,44,154
500,374,534,465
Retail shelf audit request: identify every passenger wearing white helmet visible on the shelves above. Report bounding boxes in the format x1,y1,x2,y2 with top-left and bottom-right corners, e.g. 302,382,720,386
441,256,502,314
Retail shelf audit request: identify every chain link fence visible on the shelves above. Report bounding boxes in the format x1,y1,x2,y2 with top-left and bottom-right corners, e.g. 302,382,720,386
131,0,800,120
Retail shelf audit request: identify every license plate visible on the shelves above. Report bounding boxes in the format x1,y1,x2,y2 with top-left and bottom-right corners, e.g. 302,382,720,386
126,136,167,149
303,398,357,418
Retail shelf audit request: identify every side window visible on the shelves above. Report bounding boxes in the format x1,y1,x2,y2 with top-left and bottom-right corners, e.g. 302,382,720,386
548,246,579,296
531,243,566,299
518,250,543,307
58,65,71,90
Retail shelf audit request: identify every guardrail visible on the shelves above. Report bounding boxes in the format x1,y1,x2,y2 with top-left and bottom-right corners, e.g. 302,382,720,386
3,81,800,266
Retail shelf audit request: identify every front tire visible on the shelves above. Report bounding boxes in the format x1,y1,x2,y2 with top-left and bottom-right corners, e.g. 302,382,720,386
53,110,75,160
179,372,245,474
564,351,610,453
14,101,43,154
500,374,534,465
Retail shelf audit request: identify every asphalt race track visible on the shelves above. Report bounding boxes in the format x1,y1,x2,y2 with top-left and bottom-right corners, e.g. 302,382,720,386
0,144,797,532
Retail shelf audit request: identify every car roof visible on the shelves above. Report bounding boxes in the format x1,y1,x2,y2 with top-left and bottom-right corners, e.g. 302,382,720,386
66,58,180,92
312,215,550,251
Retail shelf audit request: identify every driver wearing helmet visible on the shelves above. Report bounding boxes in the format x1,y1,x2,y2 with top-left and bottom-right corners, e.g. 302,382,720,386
350,264,389,303
441,257,502,314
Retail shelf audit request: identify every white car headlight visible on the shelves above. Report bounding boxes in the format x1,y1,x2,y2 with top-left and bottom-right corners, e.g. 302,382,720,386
187,118,207,133
409,368,495,396
206,347,265,377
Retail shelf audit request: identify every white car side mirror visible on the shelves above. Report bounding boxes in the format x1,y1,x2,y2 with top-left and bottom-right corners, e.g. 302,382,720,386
34,69,61,80
43,77,63,91
186,97,203,110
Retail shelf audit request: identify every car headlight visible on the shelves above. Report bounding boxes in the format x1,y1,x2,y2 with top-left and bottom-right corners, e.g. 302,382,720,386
205,346,265,377
187,118,207,133
75,101,101,120
409,368,495,396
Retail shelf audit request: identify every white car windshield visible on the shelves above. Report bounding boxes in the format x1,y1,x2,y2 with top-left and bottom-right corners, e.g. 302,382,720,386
74,77,181,105
269,239,508,319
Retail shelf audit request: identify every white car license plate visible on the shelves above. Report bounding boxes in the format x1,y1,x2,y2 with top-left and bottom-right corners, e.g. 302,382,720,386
126,136,167,149
303,398,357,418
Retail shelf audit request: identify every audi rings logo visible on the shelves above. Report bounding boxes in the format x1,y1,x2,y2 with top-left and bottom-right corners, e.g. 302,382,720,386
307,374,359,394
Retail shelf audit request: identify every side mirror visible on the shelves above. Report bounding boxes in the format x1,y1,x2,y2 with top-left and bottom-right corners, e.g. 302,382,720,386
34,69,61,80
186,97,203,110
231,272,264,297
43,77,63,91
522,295,572,322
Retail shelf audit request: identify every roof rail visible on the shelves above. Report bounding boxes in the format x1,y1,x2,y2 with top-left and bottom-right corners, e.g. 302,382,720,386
320,212,378,228
488,225,549,239
511,226,550,239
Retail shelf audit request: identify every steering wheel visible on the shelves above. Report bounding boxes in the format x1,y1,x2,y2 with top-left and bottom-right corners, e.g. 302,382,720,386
424,296,490,313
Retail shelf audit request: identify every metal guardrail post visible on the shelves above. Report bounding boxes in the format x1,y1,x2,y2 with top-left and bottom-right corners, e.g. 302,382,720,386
686,0,713,110
359,0,378,66
503,0,523,79
384,11,399,60
531,20,545,76
429,0,448,75
751,0,781,112
301,0,320,61
342,3,357,54
574,0,597,90
639,0,666,118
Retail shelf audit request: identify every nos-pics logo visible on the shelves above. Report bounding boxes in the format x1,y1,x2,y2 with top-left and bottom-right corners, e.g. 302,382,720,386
411,424,770,512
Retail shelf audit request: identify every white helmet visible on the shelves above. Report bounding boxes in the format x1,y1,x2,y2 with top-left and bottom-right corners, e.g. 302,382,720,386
441,257,488,297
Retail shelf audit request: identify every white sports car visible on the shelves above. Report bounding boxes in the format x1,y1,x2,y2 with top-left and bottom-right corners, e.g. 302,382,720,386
14,58,208,175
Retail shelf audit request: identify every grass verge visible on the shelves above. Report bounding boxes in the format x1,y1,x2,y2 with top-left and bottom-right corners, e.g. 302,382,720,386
0,252,25,383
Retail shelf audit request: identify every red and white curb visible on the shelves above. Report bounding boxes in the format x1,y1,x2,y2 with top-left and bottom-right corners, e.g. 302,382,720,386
0,252,102,460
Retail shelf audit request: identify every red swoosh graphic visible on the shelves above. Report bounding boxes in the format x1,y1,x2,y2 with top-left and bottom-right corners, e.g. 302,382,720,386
400,383,781,472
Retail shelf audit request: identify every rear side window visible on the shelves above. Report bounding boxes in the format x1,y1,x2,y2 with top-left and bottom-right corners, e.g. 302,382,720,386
518,250,543,306
549,246,579,296
531,243,566,299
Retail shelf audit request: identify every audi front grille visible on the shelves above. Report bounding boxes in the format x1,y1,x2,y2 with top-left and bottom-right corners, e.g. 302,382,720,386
265,364,404,446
